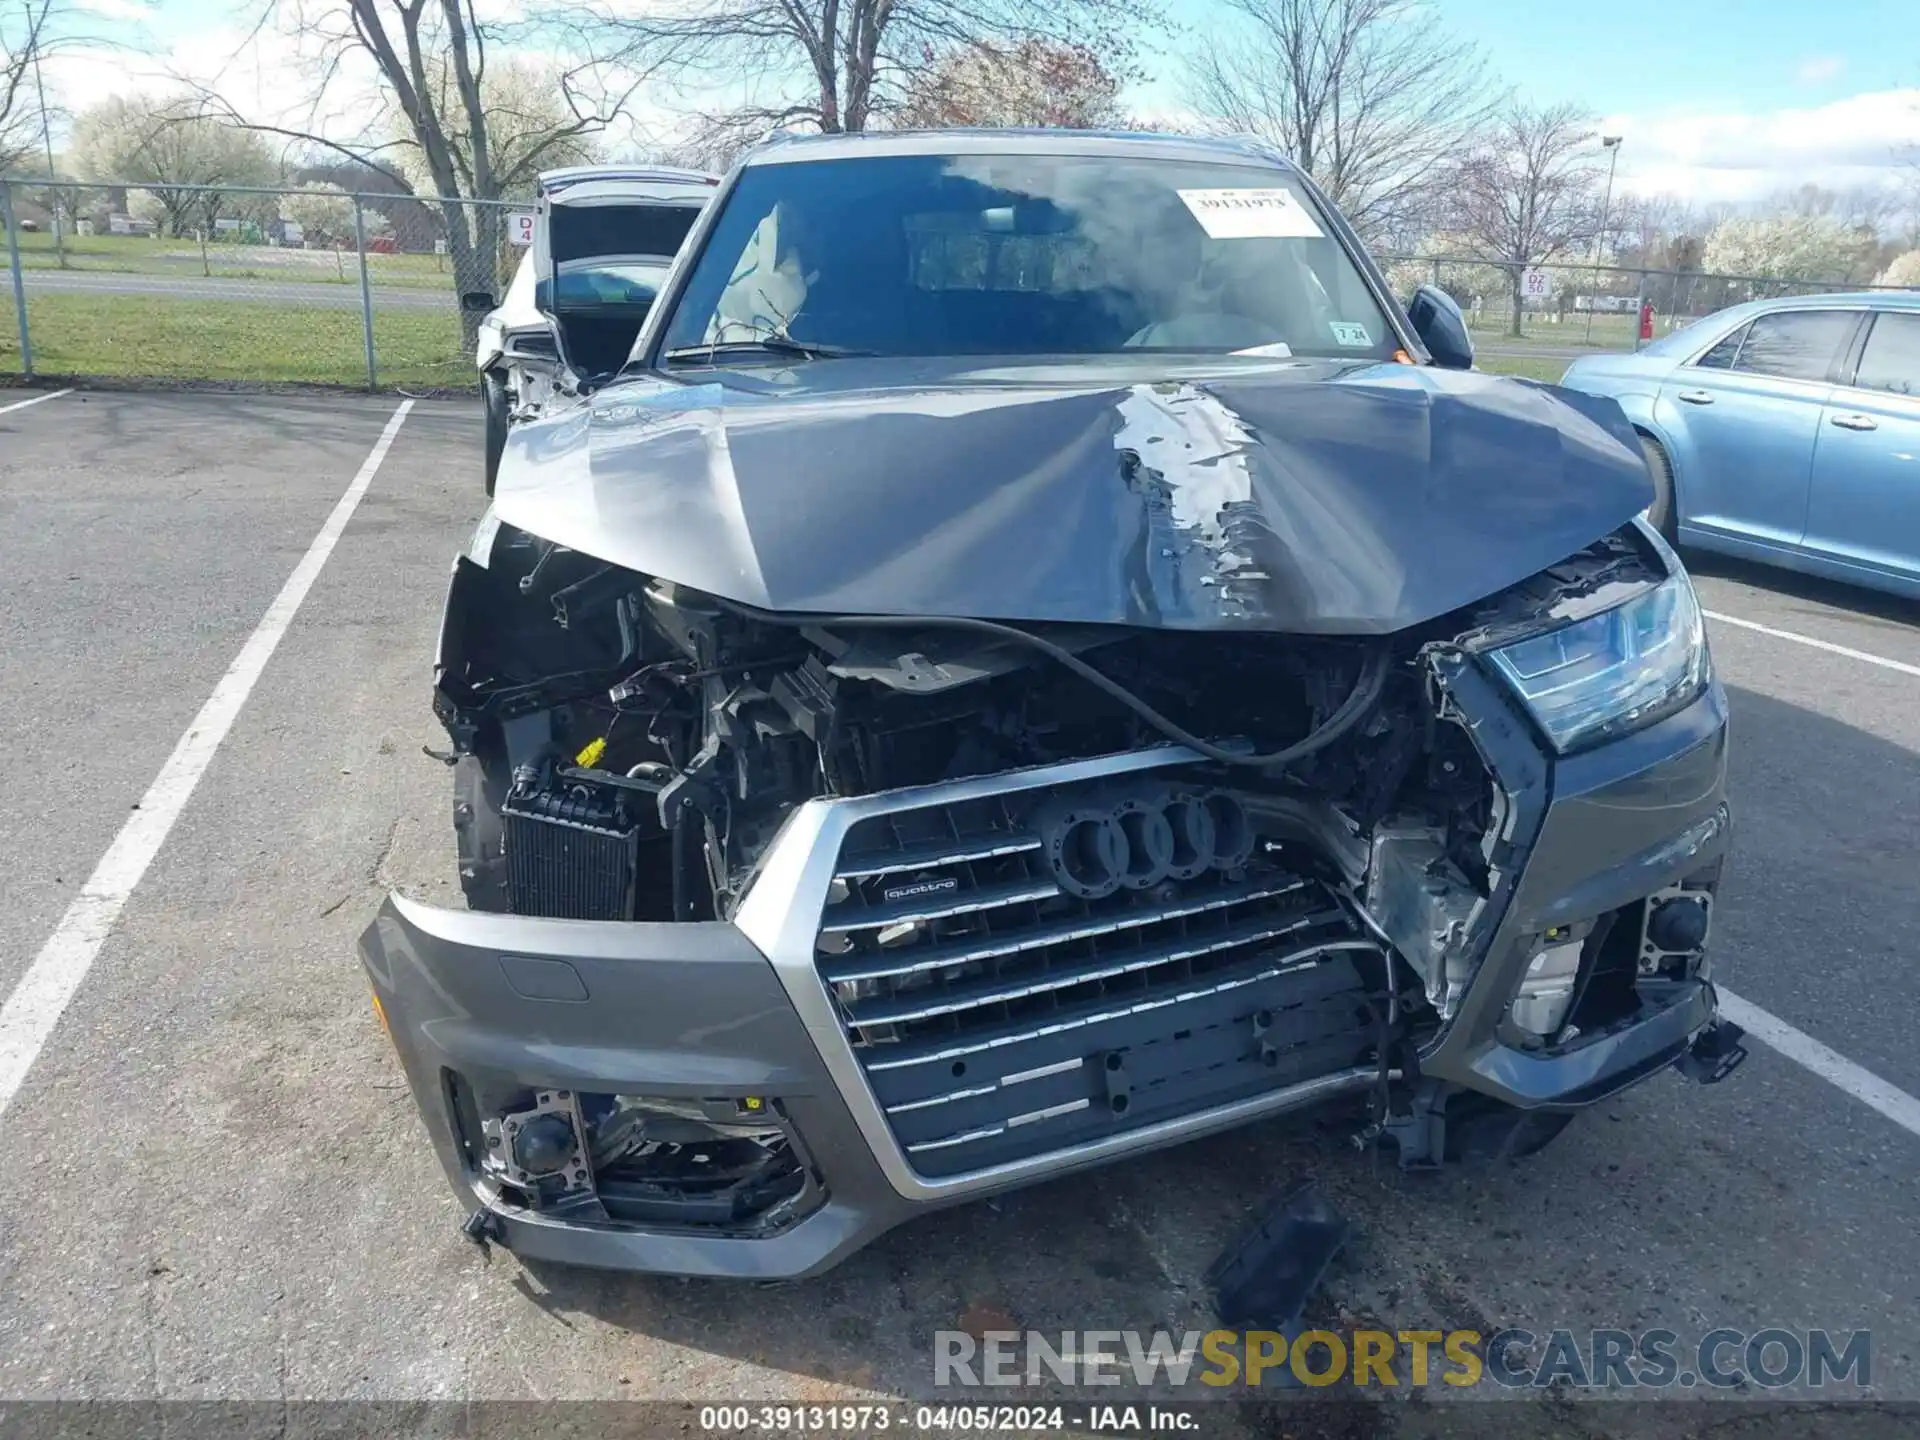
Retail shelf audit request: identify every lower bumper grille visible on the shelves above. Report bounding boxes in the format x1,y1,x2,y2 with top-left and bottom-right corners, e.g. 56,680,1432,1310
812,773,1384,1176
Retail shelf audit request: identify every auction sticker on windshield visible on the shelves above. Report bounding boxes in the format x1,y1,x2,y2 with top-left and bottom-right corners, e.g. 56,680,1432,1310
1177,188,1325,240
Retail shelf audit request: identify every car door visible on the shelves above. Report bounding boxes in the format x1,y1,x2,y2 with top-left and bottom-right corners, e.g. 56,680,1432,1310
1654,307,1863,549
1802,310,1920,584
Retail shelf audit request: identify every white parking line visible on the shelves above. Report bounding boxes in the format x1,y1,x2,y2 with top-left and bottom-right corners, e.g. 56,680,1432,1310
1704,609,1920,680
1704,604,1920,1140
0,388,74,416
1719,990,1920,1141
0,399,414,1119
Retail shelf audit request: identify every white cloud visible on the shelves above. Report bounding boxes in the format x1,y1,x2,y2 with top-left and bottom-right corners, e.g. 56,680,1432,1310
1794,55,1845,86
38,21,340,128
1604,88,1920,204
34,17,686,171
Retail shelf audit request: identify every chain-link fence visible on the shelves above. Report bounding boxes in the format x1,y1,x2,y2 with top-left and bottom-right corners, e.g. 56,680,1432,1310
2,178,528,390
1379,252,1918,368
8,180,1920,390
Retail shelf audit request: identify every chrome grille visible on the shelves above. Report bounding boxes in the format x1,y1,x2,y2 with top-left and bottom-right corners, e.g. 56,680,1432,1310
812,774,1382,1177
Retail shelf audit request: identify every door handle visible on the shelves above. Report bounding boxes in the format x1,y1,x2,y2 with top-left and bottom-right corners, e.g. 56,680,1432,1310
1676,389,1714,405
1829,412,1879,432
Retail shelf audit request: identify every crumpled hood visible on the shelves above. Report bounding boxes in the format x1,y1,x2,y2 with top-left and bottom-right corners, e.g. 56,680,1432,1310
490,358,1652,635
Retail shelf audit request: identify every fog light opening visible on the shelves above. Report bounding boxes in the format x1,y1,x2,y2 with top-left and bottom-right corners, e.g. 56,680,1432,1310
481,1089,596,1204
577,1093,819,1233
1640,886,1713,977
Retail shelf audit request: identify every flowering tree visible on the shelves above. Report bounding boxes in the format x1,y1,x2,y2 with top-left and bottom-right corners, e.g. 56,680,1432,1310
896,39,1124,129
279,182,356,244
1702,215,1868,284
1873,250,1920,289
71,98,280,236
1382,234,1510,315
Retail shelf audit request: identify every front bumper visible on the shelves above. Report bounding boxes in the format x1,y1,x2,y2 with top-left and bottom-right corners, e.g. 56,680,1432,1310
359,680,1732,1279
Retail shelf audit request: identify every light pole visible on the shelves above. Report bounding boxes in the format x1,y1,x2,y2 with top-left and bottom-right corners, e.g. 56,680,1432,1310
31,44,64,267
1584,134,1623,343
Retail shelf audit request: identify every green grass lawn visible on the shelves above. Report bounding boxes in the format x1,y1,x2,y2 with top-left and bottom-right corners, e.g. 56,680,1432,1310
1,284,1575,390
1464,311,1701,350
1474,353,1572,383
11,229,473,291
0,290,471,388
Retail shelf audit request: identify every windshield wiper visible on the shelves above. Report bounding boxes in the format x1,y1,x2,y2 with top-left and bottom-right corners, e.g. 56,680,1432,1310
663,334,873,364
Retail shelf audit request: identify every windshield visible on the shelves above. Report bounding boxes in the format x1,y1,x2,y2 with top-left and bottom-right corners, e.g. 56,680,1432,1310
550,257,670,310
658,153,1398,362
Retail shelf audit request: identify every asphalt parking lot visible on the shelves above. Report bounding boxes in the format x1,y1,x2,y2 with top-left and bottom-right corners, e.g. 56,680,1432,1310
2,387,1917,1429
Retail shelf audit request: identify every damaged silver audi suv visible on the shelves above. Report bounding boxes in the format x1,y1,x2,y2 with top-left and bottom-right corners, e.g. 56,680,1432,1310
359,129,1744,1278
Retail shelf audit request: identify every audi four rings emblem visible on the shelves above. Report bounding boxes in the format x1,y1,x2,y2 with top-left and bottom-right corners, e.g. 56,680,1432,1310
1038,785,1254,899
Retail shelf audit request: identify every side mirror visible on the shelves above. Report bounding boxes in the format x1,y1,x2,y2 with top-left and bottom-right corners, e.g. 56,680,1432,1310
460,290,496,313
1406,284,1474,370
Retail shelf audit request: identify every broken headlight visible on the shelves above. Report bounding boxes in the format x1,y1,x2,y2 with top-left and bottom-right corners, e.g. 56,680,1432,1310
1487,567,1709,754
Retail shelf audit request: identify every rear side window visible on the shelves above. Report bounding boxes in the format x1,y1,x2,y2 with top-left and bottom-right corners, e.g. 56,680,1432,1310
1693,324,1746,369
1853,312,1920,397
1732,310,1855,383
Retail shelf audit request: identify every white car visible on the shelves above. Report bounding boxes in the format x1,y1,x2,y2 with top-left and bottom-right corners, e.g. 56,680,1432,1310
473,165,717,492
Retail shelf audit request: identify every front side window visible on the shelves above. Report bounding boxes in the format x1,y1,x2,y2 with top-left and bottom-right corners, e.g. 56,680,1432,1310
1852,312,1920,398
1692,323,1746,369
658,153,1398,362
1731,310,1855,383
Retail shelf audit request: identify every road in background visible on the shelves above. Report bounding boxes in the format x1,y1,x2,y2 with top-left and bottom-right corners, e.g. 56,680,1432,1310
0,392,1914,1426
20,268,449,310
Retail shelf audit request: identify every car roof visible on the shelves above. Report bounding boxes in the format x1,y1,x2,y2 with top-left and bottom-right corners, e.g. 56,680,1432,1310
1706,290,1920,324
739,127,1297,170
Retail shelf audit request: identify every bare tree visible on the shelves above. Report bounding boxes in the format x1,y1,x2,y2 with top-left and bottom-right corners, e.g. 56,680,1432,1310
183,2,652,332
1441,101,1603,337
2,0,60,173
1898,166,1920,251
1184,0,1498,246
587,0,1148,139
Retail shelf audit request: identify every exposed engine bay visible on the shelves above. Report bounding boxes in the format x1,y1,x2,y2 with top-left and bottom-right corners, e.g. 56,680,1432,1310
440,523,1511,919
438,520,1677,1073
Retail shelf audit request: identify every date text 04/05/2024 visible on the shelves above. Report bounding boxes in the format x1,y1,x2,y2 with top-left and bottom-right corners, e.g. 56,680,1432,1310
697,1404,1196,1432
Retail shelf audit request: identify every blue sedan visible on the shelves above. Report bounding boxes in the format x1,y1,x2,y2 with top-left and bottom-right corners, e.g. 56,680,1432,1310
1559,292,1920,600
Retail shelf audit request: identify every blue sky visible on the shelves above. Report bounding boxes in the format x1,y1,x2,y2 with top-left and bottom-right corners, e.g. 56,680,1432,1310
1430,0,1914,113
39,0,1920,205
1138,0,1920,202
